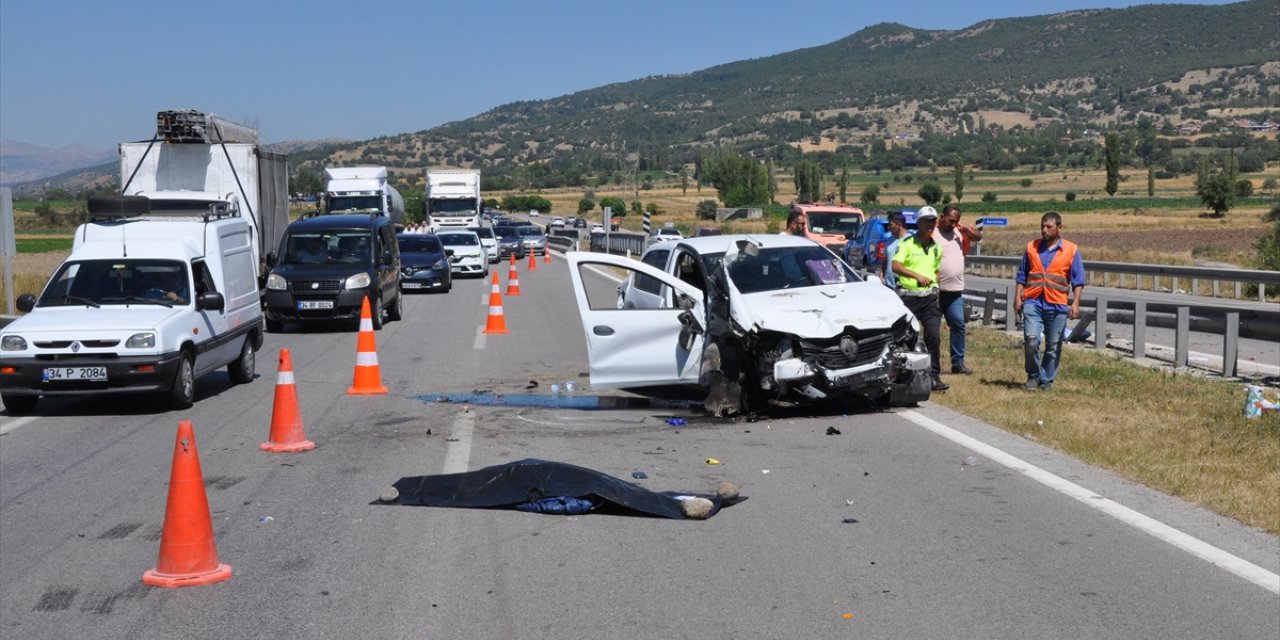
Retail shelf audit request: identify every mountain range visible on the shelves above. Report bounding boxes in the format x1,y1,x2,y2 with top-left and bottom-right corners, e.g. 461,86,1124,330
7,0,1278,196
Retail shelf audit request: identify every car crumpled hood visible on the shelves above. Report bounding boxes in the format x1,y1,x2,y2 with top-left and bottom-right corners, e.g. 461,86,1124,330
732,282,905,337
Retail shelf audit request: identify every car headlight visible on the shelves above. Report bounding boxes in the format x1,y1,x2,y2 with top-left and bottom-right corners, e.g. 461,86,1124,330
432,259,447,271
126,332,155,349
267,273,287,290
1,335,28,351
345,272,372,289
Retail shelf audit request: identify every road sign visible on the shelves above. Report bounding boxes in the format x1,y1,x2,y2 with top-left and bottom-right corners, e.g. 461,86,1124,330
976,217,1008,227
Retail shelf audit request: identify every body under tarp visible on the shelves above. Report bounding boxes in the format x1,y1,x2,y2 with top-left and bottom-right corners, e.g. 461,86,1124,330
389,459,726,519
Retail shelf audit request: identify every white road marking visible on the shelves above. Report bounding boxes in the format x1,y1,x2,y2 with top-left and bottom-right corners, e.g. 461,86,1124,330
473,325,486,350
441,410,474,474
902,409,1280,595
1,414,38,435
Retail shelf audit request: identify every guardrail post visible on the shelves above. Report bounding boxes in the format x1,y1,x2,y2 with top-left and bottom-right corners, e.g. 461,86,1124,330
1191,277,1199,296
982,289,995,325
1094,296,1108,350
1175,306,1190,368
1005,285,1018,334
1223,312,1239,378
1235,281,1242,299
1133,300,1146,360
1212,280,1220,297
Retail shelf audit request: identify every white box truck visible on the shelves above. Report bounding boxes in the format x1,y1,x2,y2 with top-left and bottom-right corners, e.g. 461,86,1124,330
425,169,481,231
0,196,265,414
324,167,405,224
119,109,289,288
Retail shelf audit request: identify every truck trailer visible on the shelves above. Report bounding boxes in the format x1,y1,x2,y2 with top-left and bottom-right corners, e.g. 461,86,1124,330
119,109,289,287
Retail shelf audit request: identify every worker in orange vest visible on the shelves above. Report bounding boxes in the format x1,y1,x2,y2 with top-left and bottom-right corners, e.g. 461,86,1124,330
1014,212,1085,392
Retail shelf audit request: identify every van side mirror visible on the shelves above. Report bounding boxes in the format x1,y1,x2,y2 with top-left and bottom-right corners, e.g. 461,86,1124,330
266,252,278,268
17,294,36,313
197,292,225,311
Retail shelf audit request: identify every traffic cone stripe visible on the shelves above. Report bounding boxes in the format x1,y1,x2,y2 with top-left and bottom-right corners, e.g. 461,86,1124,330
359,317,373,331
276,370,294,385
356,352,379,366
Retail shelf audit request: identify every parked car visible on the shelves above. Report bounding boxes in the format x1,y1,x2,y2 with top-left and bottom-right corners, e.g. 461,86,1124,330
515,225,548,256
265,213,402,331
576,234,931,414
844,210,916,274
397,234,453,293
436,229,488,277
493,224,526,259
468,226,500,263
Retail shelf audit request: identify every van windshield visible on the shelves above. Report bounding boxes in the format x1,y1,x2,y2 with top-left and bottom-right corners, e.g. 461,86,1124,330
807,212,862,235
283,231,371,264
327,196,381,213
38,259,189,307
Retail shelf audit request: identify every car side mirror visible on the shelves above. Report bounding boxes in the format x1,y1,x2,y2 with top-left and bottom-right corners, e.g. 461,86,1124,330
197,292,225,311
675,292,695,310
17,293,36,313
266,252,277,267
445,249,455,258
676,309,704,351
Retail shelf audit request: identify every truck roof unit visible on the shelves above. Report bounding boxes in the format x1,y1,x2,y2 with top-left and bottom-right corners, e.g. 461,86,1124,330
155,109,260,145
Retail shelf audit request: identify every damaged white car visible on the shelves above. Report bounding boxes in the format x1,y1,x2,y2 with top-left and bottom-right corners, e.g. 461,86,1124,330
567,234,932,415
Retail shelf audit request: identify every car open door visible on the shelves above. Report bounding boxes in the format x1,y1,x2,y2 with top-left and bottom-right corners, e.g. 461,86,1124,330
567,253,707,389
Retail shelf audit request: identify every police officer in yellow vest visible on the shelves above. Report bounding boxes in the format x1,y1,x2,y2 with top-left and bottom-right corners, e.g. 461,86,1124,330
1014,212,1085,391
891,207,948,392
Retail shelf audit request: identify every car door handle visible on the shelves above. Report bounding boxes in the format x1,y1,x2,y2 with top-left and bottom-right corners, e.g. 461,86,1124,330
592,326,615,336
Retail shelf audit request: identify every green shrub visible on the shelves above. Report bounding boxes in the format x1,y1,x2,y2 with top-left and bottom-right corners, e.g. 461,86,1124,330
1019,178,1033,188
982,191,998,203
1065,192,1076,201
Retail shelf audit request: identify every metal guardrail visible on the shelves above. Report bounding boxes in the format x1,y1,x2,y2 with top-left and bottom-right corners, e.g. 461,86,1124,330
964,284,1278,378
968,256,1279,301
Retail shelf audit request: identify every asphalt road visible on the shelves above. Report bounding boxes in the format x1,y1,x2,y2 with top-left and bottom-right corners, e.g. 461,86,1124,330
2,253,1277,639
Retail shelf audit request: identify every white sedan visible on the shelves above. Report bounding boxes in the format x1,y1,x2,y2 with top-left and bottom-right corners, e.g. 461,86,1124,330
436,229,489,278
568,234,931,414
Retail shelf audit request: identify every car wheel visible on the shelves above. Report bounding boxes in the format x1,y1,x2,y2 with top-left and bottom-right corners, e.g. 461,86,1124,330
443,277,452,293
228,336,256,384
387,287,403,322
370,293,384,330
1,393,38,415
168,353,196,410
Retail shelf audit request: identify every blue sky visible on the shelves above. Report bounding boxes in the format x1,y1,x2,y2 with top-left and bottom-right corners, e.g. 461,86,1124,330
0,0,1239,150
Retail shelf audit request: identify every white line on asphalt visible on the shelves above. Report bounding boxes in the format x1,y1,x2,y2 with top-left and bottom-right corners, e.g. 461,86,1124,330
441,410,474,474
901,410,1280,595
0,414,37,435
473,324,486,350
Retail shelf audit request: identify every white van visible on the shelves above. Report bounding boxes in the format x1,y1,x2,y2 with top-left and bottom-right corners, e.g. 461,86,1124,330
0,196,265,414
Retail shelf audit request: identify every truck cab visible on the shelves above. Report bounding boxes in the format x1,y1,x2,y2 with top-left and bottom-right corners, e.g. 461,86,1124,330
0,196,265,414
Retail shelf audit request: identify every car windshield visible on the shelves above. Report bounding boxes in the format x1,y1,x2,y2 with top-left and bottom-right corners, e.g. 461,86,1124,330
806,212,862,234
38,259,189,307
515,227,544,237
439,233,479,246
468,227,495,239
283,230,370,264
399,236,443,253
327,196,381,213
723,246,858,293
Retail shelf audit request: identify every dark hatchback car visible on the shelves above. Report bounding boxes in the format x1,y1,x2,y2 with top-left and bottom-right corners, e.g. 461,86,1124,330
397,234,453,293
493,224,526,259
264,213,403,330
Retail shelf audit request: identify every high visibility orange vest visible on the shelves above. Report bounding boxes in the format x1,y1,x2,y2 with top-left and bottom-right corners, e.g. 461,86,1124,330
1024,239,1078,306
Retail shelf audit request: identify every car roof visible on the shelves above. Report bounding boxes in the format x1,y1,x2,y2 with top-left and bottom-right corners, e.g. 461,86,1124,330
645,233,822,255
436,229,478,239
290,214,383,231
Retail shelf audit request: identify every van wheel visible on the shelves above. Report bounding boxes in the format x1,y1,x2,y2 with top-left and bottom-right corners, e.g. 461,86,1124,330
387,288,403,322
228,337,256,384
1,393,38,415
370,293,384,330
169,353,196,410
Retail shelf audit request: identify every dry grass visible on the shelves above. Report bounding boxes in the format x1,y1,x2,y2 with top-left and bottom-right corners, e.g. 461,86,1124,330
931,326,1280,535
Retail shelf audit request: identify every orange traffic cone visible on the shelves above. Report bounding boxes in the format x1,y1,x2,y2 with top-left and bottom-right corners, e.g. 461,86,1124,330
543,245,551,263
347,296,388,395
506,260,522,296
527,249,538,271
142,420,233,588
261,348,315,452
483,271,509,334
